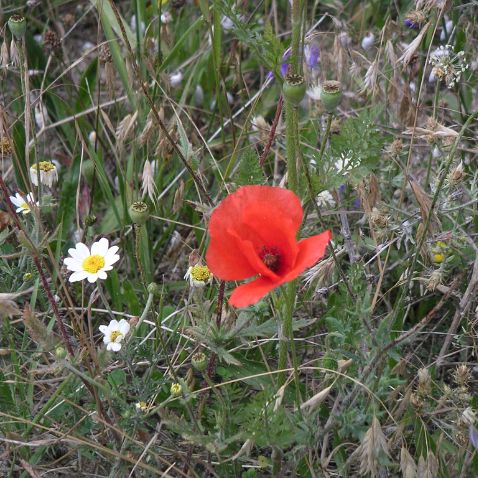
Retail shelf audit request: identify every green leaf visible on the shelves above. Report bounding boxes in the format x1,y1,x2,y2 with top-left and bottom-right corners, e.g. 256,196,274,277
236,148,264,186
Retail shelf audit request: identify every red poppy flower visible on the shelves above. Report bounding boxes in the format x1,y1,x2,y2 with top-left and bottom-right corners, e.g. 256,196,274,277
206,185,332,308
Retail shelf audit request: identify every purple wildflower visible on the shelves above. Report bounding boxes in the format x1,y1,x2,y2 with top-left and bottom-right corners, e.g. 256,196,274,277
404,18,420,30
304,42,320,70
470,425,478,449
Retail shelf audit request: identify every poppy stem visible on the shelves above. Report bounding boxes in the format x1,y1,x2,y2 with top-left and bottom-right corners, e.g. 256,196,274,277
276,0,304,402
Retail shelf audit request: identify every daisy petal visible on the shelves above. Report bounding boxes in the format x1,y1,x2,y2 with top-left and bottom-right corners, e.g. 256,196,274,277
74,243,91,259
69,271,89,282
86,273,98,283
106,245,119,256
119,320,130,335
109,342,122,352
91,238,109,256
64,257,83,271
104,254,120,266
97,270,107,280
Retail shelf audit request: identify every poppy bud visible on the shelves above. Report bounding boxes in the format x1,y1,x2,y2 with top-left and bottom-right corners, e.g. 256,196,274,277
191,352,207,372
84,214,97,227
55,346,67,360
283,74,306,106
147,282,161,296
8,15,26,40
320,80,342,113
129,201,150,225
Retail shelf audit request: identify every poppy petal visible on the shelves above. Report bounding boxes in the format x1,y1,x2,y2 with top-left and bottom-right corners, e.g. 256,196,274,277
231,186,303,232
229,277,280,308
206,231,257,280
283,230,332,282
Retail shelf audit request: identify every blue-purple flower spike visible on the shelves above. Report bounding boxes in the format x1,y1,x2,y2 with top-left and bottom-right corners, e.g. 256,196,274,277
305,42,320,70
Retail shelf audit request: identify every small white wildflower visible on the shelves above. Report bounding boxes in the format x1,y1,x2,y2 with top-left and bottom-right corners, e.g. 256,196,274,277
30,161,58,188
161,11,173,24
316,190,335,208
429,45,468,89
221,15,234,31
170,71,183,88
99,319,130,352
361,32,375,50
64,238,120,283
185,264,213,288
9,192,38,215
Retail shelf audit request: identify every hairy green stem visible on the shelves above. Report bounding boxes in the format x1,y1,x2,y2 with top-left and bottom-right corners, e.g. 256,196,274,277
276,0,305,410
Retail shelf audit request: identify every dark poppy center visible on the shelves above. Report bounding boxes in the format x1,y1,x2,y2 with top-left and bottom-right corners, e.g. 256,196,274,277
259,246,281,273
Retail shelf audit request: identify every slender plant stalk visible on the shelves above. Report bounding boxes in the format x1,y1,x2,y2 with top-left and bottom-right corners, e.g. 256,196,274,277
277,0,304,393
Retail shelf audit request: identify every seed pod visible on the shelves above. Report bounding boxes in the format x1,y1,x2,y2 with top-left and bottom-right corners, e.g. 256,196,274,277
8,15,26,40
320,80,343,113
192,352,207,372
283,74,306,106
129,201,150,225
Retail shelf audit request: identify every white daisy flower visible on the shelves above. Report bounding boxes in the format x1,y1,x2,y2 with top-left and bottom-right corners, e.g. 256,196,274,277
9,192,38,215
184,264,213,288
316,190,336,208
64,237,120,283
99,319,130,352
30,161,58,188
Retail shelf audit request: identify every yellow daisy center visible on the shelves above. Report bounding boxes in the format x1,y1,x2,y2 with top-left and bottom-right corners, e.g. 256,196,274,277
20,202,30,211
32,161,55,172
82,255,105,273
110,330,123,342
190,265,212,282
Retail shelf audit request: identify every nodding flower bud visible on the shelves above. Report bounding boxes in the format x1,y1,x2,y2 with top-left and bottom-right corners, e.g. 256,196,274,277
55,346,67,360
8,15,26,40
84,214,97,227
320,80,343,113
283,74,306,106
191,352,207,372
129,201,150,225
147,282,161,296
404,10,426,30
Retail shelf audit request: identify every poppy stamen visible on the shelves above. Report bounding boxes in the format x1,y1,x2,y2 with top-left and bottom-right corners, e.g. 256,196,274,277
259,246,281,272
